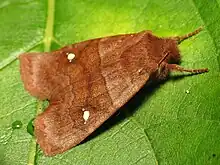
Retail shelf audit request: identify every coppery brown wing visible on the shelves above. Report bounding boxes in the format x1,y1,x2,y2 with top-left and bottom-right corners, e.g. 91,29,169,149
19,30,154,156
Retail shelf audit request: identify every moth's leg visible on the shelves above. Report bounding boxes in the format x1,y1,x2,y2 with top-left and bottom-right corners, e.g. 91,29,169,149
158,52,169,67
166,64,208,73
172,27,203,43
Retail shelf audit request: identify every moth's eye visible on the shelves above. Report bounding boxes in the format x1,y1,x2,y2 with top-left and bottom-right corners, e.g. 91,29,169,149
167,42,180,63
171,50,181,62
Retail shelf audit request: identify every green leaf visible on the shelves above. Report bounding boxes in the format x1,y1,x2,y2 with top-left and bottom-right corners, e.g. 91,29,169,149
0,0,219,165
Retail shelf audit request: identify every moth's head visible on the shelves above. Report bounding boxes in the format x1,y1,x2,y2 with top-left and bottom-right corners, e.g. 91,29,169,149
162,27,203,64
164,39,181,64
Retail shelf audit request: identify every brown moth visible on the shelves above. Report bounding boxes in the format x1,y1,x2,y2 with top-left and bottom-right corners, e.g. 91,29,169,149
19,27,208,156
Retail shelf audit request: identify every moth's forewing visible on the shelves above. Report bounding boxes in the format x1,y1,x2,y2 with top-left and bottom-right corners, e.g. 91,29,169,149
19,31,167,156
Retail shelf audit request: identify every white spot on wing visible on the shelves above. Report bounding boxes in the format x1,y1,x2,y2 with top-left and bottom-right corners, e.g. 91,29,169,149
67,53,75,62
83,111,90,124
138,68,143,73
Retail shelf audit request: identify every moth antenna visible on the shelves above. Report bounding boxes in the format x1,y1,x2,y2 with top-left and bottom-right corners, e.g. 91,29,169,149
174,27,203,43
166,64,208,74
